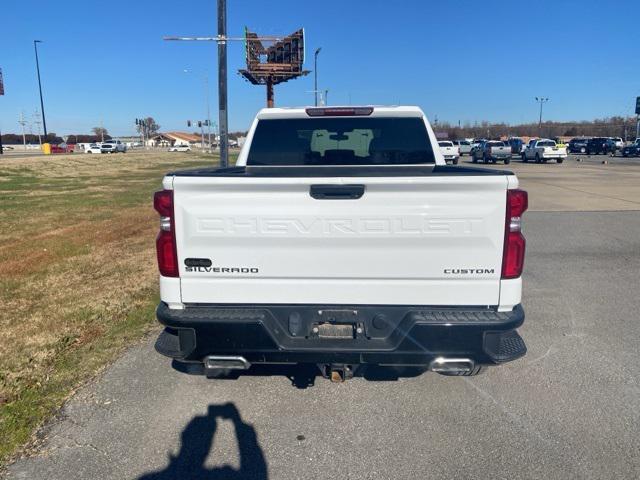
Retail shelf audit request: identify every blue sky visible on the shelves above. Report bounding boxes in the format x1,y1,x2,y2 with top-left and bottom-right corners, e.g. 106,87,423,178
1,0,638,136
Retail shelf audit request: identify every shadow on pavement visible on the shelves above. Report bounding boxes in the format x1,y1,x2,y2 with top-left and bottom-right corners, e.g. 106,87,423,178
138,403,268,480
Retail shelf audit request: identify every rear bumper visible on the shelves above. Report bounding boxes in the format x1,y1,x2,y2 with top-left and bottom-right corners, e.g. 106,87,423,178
155,302,526,367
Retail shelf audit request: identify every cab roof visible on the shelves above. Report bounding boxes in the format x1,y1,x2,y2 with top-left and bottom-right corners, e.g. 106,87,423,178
255,106,425,120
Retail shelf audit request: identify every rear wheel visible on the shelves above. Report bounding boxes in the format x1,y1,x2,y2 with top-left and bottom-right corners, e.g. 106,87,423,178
504,158,511,165
535,153,541,163
453,158,459,165
580,147,586,153
557,158,564,164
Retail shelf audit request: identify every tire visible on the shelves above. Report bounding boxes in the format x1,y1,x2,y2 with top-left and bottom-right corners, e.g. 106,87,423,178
580,147,586,153
504,158,511,165
472,154,477,163
87,151,92,154
557,158,564,164
535,153,541,163
483,154,488,164
453,158,459,165
522,153,528,162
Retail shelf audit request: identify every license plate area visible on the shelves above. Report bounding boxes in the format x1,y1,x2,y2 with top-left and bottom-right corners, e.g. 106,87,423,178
310,309,365,340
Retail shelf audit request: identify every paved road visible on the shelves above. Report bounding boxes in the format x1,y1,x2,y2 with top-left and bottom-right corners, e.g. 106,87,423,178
5,164,640,479
6,211,640,480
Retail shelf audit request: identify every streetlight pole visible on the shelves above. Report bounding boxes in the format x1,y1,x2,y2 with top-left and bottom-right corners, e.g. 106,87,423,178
314,48,321,107
535,97,549,136
34,40,48,140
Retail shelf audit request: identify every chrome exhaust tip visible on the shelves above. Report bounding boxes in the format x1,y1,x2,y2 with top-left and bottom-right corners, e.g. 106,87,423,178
429,357,474,374
204,355,251,370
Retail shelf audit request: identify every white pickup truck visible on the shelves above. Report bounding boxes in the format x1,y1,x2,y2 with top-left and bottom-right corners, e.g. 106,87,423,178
522,139,567,163
438,140,460,164
153,106,527,381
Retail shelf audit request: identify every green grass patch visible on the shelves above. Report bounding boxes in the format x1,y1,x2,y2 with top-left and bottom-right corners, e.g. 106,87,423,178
0,290,158,463
0,151,240,466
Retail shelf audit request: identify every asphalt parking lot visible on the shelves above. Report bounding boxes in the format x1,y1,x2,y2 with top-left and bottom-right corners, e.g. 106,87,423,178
5,153,640,480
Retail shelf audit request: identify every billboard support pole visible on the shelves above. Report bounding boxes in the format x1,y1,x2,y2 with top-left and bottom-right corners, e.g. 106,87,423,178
266,79,274,108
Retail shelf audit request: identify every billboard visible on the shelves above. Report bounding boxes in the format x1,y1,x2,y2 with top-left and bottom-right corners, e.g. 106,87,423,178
240,28,309,86
0,68,4,96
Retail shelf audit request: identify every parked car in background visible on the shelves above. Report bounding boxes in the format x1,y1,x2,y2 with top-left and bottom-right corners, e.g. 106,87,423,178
438,141,459,164
621,139,640,157
552,138,568,151
585,137,612,155
604,138,619,155
507,137,525,154
169,144,192,152
100,139,127,154
470,138,486,150
49,144,67,154
522,139,567,163
568,138,590,154
472,140,512,164
452,139,472,156
610,137,624,150
86,144,102,154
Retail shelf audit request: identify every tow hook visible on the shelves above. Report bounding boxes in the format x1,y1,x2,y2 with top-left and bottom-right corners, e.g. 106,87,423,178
318,364,355,382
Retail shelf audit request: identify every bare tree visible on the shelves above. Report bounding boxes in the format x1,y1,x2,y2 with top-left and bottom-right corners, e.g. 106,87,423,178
92,126,109,141
136,117,160,136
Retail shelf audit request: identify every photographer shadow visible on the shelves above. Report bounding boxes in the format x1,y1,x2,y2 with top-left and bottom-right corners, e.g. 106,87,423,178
138,403,268,480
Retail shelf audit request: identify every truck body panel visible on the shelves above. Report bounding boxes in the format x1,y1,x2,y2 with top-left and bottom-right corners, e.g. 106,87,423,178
171,173,508,306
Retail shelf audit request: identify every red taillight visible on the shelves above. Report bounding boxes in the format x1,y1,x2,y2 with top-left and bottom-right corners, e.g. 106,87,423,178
154,190,178,277
502,189,528,279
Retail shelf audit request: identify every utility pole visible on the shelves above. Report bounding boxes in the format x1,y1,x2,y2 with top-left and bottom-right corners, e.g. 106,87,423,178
314,47,321,106
535,97,549,136
217,0,229,167
33,110,42,145
34,40,48,140
18,111,27,150
100,119,104,143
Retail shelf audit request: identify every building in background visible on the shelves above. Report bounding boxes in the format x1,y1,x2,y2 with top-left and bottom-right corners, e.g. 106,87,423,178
147,132,206,148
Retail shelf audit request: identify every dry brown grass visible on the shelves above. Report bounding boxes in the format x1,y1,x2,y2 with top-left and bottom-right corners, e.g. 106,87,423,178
0,149,221,463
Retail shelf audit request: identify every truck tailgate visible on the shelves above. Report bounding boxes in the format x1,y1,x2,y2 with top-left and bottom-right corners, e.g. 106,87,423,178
172,174,508,306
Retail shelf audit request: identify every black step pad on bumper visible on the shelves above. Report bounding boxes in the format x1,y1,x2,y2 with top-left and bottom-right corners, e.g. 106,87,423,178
484,330,527,362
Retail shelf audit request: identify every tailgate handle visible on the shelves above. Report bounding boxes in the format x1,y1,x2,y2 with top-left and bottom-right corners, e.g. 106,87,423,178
310,184,365,200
